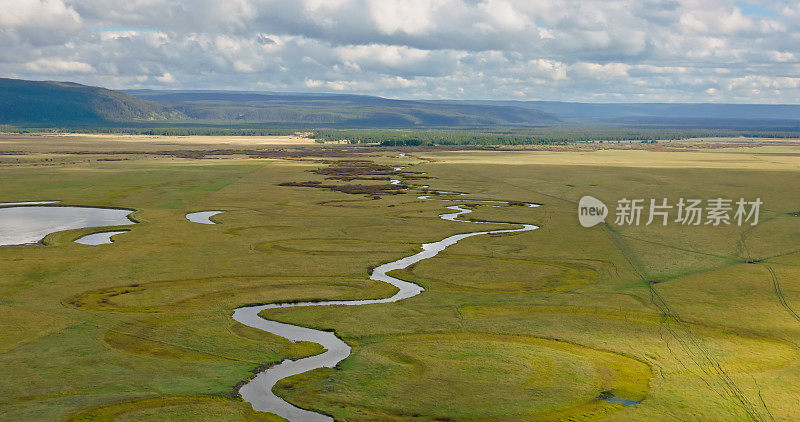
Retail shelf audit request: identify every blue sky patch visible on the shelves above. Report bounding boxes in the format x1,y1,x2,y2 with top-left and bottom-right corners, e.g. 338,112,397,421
735,2,775,16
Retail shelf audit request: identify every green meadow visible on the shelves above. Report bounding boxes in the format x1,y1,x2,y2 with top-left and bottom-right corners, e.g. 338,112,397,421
1,139,799,421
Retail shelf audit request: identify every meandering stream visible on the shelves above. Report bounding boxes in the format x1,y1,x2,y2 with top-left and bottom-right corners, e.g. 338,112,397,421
233,181,539,421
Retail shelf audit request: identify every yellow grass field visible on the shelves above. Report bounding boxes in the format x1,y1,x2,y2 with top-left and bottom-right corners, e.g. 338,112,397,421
1,137,799,421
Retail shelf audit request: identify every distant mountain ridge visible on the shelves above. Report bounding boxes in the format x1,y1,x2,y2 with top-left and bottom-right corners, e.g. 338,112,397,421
126,90,559,126
0,78,185,123
440,100,800,128
2,78,799,128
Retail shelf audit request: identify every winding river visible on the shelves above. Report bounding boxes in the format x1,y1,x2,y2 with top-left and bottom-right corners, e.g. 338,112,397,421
233,181,539,421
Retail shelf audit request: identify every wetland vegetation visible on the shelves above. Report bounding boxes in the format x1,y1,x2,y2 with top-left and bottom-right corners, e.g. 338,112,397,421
1,135,799,421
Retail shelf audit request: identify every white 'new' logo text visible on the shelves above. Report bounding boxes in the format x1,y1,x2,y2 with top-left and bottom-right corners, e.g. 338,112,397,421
578,196,608,227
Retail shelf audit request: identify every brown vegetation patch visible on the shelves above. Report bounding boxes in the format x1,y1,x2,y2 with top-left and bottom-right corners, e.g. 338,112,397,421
279,181,406,195
277,158,437,196
311,160,431,181
312,160,394,176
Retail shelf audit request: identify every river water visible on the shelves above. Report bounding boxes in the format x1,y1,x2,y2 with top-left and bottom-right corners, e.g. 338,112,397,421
234,189,538,421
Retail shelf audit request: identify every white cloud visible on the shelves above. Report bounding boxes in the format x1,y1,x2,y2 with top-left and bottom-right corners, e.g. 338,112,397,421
337,44,428,67
0,0,798,102
478,0,529,32
24,58,94,73
771,51,797,63
571,62,631,79
528,59,567,81
0,0,81,28
155,72,174,83
369,0,437,35
537,27,555,40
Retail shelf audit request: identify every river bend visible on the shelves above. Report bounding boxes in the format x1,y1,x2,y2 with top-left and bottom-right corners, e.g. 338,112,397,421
233,188,538,421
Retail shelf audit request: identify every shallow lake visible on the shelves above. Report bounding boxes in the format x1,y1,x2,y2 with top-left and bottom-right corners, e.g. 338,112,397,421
0,206,135,246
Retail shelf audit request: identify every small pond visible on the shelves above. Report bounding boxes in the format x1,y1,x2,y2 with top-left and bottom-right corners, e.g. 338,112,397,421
74,230,130,245
186,211,224,225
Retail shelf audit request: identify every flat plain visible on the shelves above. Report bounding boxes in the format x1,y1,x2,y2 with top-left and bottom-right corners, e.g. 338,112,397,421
1,135,799,421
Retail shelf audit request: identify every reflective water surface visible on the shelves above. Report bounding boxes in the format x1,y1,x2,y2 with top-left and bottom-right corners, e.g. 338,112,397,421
74,230,130,245
0,206,135,246
186,211,224,224
234,197,538,421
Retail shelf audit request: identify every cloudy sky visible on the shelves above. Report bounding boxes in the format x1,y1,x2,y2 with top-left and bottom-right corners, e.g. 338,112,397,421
1,0,799,102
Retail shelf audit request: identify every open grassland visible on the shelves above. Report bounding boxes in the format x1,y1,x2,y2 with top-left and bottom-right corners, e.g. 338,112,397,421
0,133,318,152
1,139,799,421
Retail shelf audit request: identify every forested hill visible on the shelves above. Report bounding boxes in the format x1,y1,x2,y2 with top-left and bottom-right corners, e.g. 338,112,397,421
5,77,797,129
0,78,558,126
127,91,560,126
0,78,185,124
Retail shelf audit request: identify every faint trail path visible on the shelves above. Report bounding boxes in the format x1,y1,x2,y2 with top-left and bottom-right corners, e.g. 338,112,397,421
444,164,775,421
765,265,800,323
233,184,538,421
